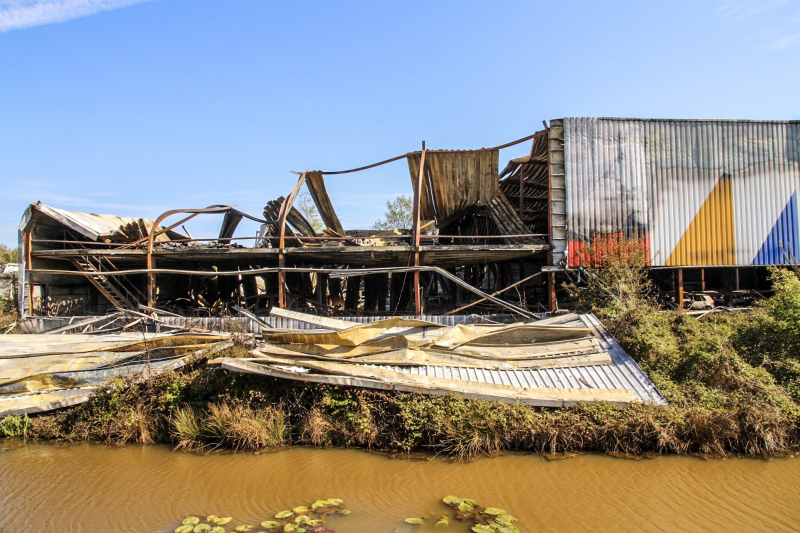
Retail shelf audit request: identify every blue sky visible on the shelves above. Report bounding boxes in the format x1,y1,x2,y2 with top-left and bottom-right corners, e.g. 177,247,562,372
1,0,799,246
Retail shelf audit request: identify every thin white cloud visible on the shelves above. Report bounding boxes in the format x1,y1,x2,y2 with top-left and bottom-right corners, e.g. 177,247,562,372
0,0,153,32
716,0,793,22
714,0,800,50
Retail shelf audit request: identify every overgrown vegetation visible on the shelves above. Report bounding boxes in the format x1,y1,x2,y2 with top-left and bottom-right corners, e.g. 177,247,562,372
0,244,18,264
5,238,800,458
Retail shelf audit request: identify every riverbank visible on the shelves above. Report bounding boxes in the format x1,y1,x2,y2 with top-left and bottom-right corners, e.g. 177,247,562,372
3,264,800,458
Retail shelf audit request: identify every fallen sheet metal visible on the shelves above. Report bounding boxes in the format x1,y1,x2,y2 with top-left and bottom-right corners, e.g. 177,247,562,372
217,310,666,407
0,333,229,417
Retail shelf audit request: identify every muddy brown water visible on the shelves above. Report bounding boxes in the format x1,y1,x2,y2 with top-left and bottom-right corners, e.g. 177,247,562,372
0,443,799,532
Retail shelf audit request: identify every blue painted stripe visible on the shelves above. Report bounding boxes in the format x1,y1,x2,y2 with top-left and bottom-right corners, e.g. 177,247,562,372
753,192,799,265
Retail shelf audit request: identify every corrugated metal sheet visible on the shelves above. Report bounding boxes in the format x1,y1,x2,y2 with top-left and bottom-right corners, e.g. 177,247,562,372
21,313,665,405
365,314,665,405
21,314,520,334
558,117,800,267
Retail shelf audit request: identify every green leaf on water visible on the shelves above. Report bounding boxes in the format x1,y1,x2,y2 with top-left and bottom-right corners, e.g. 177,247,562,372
495,514,516,525
275,510,294,519
234,526,254,532
193,525,212,533
209,527,226,533
294,515,309,524
292,506,308,514
435,516,450,528
483,508,506,515
282,524,296,533
327,499,344,505
471,526,493,533
442,496,462,505
183,517,201,526
458,502,474,512
260,521,280,529
311,500,327,510
175,526,194,533
404,517,424,524
206,516,218,523
496,526,519,533
215,518,233,525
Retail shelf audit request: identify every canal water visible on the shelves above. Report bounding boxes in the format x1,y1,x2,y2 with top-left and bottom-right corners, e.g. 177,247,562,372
0,442,798,532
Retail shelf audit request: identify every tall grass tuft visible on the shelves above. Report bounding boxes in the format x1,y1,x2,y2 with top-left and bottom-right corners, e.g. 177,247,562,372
171,406,204,450
0,414,29,438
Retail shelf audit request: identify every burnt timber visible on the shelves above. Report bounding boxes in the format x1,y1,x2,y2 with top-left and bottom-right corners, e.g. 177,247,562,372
18,130,554,319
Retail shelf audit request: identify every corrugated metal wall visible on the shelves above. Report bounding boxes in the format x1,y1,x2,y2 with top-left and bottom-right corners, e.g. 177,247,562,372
20,314,520,334
558,117,800,267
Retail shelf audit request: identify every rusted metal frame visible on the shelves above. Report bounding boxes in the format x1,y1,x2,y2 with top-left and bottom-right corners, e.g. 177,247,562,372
145,205,235,307
277,170,310,308
675,269,684,310
70,258,124,308
28,264,535,318
31,233,550,246
412,145,427,315
24,227,33,316
544,121,557,312
444,271,542,315
518,136,538,220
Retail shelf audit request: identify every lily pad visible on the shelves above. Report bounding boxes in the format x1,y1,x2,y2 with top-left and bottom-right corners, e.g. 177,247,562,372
292,506,309,514
216,518,234,525
194,525,212,533
234,526,254,532
283,524,296,533
209,528,226,533
483,508,506,515
260,521,280,529
458,502,474,512
175,526,194,533
311,500,327,510
275,510,294,519
404,517,424,524
294,515,310,524
435,516,450,528
183,517,201,526
495,515,516,525
496,526,519,533
471,526,493,533
442,496,462,505
207,516,219,523
327,499,343,505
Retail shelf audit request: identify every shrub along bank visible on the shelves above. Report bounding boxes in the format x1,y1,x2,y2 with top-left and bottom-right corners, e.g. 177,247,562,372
3,251,800,458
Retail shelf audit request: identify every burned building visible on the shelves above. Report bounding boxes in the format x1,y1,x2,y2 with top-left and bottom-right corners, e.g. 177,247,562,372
17,118,800,325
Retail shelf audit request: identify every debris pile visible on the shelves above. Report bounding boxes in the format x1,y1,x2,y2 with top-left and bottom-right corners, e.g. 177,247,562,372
215,309,663,407
0,331,229,417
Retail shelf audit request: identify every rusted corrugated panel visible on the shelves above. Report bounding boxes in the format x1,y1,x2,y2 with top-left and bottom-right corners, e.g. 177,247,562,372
306,173,345,236
408,151,499,222
560,118,800,266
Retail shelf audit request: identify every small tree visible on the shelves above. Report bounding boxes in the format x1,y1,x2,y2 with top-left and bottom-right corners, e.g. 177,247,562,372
372,195,413,230
295,192,324,233
0,245,18,264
